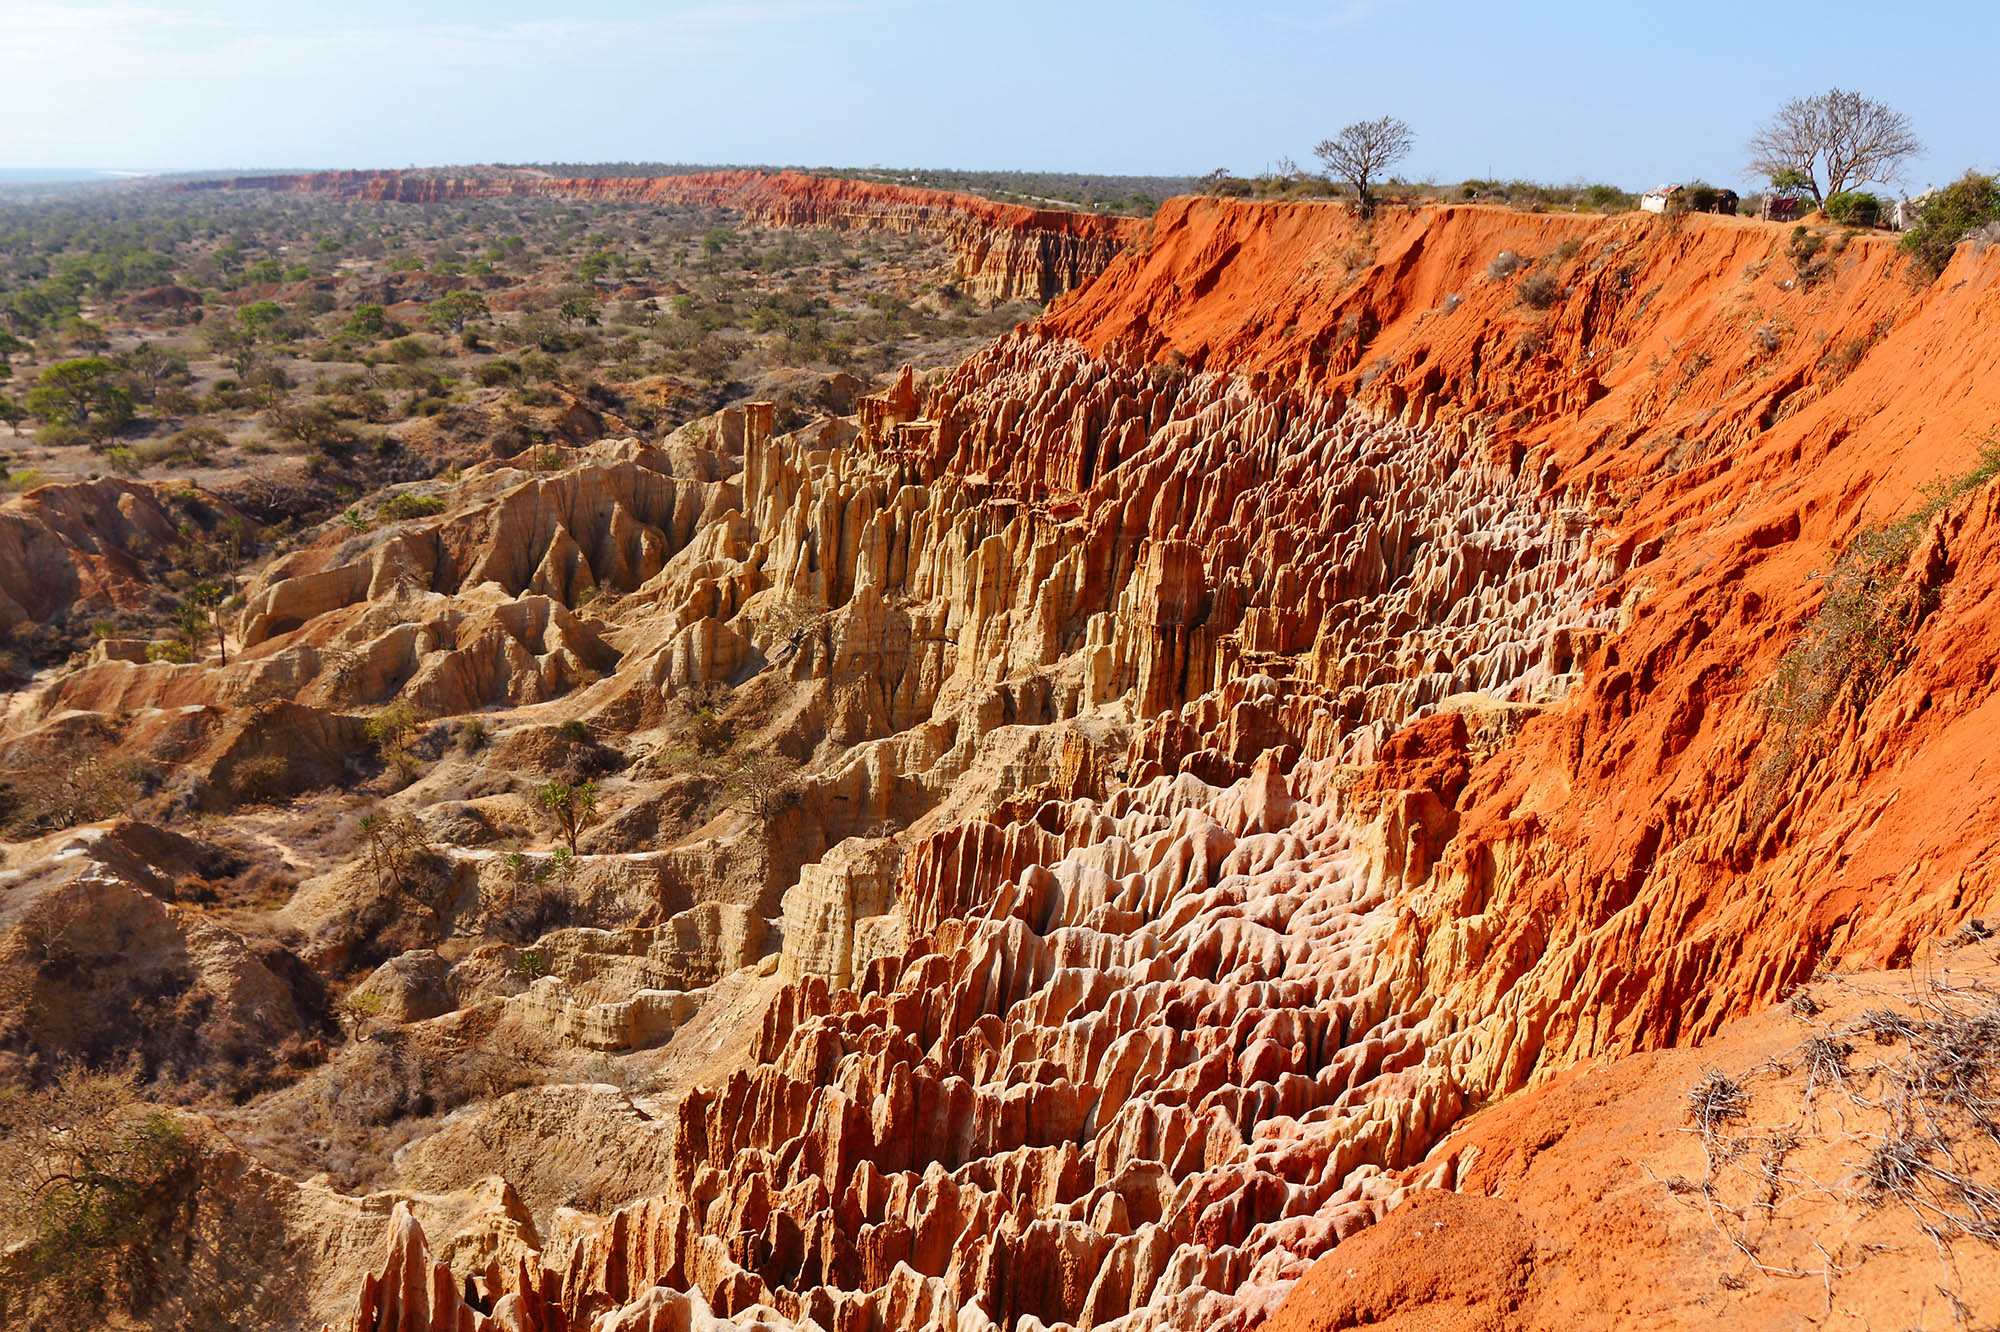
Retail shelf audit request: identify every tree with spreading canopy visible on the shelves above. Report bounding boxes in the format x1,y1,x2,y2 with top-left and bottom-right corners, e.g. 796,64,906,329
1747,89,1922,204
24,357,129,428
235,299,285,341
113,342,188,405
344,303,394,339
426,289,489,335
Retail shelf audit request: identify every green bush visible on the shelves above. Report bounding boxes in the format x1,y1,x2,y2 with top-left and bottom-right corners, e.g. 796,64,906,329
1901,171,2000,284
0,1070,195,1310
160,425,228,464
1576,183,1635,212
229,753,291,802
377,492,445,521
365,699,426,778
1824,191,1881,227
37,422,92,449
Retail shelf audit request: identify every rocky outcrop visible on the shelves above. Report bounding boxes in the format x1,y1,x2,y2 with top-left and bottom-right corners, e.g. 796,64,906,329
0,478,247,633
474,207,1995,1327
777,837,903,987
184,170,1139,304
341,1201,802,1332
0,821,331,1093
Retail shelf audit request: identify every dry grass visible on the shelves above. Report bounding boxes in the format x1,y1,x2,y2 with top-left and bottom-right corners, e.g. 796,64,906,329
1660,970,2000,1317
1752,433,2000,830
1687,1069,1750,1138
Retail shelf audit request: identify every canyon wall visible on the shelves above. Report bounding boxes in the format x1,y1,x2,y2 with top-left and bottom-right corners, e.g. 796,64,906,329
315,201,2000,1330
181,169,1139,303
12,195,1996,1330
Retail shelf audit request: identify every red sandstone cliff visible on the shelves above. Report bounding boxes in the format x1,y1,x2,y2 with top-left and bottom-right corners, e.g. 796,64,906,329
183,169,1139,303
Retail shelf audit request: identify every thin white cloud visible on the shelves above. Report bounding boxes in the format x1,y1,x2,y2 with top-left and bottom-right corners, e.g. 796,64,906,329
4,0,866,69
1268,0,1418,30
4,2,231,27
1,0,880,163
3,2,240,47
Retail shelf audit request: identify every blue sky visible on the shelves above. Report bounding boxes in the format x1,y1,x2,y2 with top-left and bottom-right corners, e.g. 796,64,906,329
3,0,1993,192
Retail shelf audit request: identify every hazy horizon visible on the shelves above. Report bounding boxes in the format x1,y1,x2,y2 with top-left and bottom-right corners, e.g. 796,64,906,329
5,0,1997,194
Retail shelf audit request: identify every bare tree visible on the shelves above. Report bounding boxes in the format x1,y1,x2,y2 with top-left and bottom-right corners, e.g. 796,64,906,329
1314,117,1415,220
730,752,801,823
1747,89,1923,204
359,808,452,926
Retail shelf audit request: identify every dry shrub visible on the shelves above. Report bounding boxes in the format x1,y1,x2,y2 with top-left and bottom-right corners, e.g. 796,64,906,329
3,744,144,836
1843,983,2000,1246
1951,918,1995,947
1687,1069,1750,1137
490,871,576,945
1786,226,1833,291
0,1069,195,1324
1817,317,1893,382
228,754,291,804
1754,434,2000,822
1658,980,2000,1310
1516,271,1561,309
